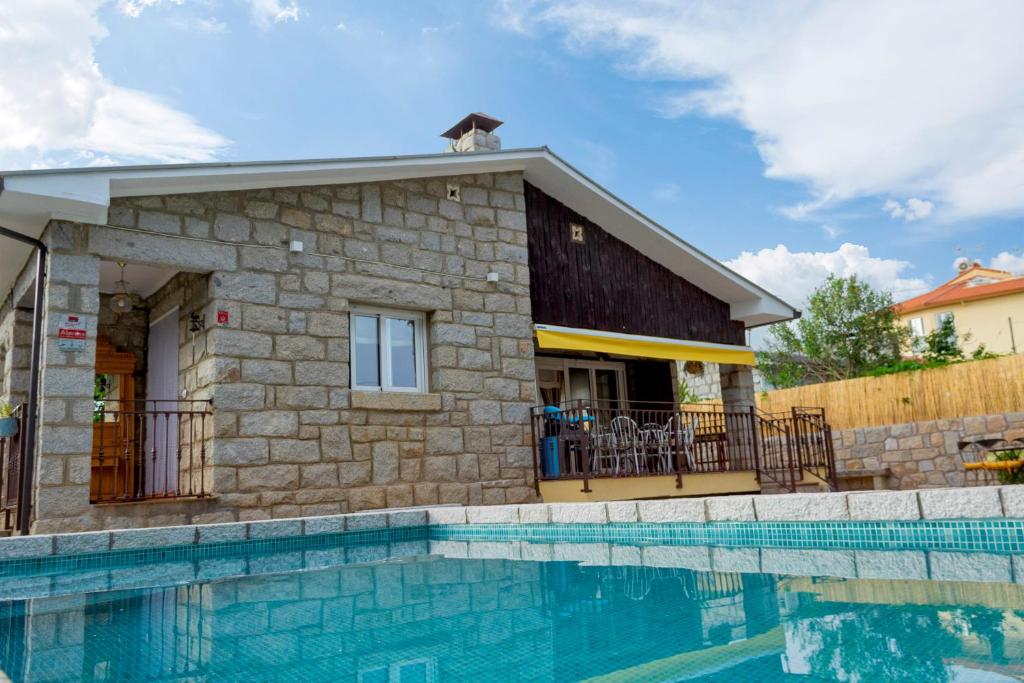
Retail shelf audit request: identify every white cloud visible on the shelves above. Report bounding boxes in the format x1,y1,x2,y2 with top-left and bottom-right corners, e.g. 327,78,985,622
725,243,930,309
652,181,680,202
883,197,934,222
505,1,1024,222
821,224,842,239
0,0,228,168
991,251,1024,274
115,0,181,18
249,0,302,28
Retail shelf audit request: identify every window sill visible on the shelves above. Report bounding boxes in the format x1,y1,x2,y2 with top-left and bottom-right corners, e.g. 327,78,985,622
351,391,442,412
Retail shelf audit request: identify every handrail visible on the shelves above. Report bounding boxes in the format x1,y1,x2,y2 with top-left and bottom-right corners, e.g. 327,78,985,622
530,399,837,493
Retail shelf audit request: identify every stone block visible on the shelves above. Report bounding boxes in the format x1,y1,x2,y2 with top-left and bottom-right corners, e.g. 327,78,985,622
214,439,270,466
303,515,345,535
711,547,761,574
239,411,298,437
847,490,920,521
238,464,299,491
212,384,266,410
197,523,248,544
466,505,518,524
350,392,442,411
0,535,54,559
89,226,237,271
855,550,928,580
549,503,608,524
762,549,857,578
425,428,463,455
1000,486,1024,518
753,492,849,521
606,501,638,523
208,329,273,358
518,504,550,524
428,506,467,524
388,510,427,527
249,519,303,539
346,511,388,530
643,546,712,571
294,361,348,386
54,531,110,555
637,499,706,523
110,525,196,549
918,487,1002,519
706,496,756,522
930,551,1011,583
241,359,292,384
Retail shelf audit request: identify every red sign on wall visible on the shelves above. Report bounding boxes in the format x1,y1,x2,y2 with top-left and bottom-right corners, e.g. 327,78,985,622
217,310,229,325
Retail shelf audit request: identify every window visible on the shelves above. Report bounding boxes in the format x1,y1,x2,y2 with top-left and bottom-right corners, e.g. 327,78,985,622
351,308,427,392
935,311,955,330
908,317,924,338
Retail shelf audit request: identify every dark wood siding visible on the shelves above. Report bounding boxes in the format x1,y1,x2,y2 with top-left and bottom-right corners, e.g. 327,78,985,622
525,182,745,345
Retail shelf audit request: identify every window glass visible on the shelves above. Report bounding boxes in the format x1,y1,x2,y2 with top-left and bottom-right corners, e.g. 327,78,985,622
354,315,380,388
387,317,417,388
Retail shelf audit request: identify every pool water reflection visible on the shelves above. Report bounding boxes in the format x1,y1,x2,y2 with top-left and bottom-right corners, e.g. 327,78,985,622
1,540,1023,681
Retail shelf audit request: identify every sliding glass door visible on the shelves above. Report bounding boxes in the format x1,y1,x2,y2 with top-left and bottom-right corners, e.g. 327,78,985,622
536,358,626,406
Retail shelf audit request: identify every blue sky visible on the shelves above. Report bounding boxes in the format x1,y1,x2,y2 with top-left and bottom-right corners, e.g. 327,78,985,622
3,0,1023,310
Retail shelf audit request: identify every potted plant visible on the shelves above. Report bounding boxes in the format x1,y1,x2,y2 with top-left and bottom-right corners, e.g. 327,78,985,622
0,402,17,438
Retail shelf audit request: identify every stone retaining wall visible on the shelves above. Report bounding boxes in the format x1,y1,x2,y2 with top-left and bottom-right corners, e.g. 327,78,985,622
833,411,1024,489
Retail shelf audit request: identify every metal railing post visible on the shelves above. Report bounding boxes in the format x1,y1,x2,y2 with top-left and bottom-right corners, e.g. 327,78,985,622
578,399,591,493
749,405,762,484
530,408,541,495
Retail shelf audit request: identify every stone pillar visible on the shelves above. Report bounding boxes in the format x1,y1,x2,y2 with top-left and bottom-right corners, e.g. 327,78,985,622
32,222,101,533
719,363,756,410
719,363,757,468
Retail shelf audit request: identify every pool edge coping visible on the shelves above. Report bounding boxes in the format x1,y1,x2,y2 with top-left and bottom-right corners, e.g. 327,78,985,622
1,485,1022,561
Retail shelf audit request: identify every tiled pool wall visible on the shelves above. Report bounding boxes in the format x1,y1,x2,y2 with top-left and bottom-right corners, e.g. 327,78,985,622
2,486,1024,569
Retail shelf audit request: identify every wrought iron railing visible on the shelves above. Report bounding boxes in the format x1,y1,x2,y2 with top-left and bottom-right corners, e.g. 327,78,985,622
91,399,212,503
530,399,836,494
0,403,25,532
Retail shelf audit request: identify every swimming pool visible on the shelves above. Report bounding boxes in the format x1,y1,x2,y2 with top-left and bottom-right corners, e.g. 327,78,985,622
1,518,1023,682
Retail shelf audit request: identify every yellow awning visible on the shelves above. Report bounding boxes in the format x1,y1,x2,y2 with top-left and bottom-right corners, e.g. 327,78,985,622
534,325,756,365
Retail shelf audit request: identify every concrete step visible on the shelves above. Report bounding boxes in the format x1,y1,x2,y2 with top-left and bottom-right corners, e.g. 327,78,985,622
759,480,829,495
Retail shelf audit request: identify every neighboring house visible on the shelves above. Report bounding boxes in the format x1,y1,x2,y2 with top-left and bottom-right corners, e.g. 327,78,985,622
894,263,1024,355
0,113,802,534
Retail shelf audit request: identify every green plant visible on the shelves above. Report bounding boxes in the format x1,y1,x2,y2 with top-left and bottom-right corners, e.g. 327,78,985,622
923,316,963,363
678,379,702,404
993,449,1024,485
0,401,12,419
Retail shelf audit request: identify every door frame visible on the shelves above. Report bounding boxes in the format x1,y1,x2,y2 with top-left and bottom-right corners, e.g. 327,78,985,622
535,356,627,405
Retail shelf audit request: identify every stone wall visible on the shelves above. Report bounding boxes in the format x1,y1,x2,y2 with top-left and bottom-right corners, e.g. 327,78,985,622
29,171,538,532
833,412,1024,489
0,306,32,407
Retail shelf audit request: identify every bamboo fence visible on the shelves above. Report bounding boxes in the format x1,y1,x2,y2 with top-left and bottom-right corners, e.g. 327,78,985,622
756,354,1024,430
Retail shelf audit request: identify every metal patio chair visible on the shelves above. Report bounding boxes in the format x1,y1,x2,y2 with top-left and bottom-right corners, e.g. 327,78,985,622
609,416,642,475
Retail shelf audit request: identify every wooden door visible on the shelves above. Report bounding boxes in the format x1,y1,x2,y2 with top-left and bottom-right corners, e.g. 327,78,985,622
91,336,137,501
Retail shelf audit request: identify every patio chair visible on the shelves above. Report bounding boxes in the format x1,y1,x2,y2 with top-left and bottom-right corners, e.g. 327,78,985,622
609,416,642,475
665,415,698,472
640,422,671,473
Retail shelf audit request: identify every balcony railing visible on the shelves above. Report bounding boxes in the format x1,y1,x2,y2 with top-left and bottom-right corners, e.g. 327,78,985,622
91,399,212,503
530,400,836,494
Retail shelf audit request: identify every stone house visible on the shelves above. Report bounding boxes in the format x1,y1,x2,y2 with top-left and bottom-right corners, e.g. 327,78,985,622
0,114,798,534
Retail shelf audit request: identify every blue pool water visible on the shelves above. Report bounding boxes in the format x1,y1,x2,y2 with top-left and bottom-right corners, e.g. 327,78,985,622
1,531,1023,681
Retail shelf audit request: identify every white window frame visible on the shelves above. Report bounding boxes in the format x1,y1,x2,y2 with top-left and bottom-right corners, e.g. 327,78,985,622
907,317,924,338
350,307,427,393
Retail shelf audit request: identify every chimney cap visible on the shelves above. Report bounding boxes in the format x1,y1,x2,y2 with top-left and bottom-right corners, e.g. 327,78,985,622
440,112,503,140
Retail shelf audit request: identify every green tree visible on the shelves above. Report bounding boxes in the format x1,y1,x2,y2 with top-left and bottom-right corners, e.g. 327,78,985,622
923,315,962,362
759,275,909,388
